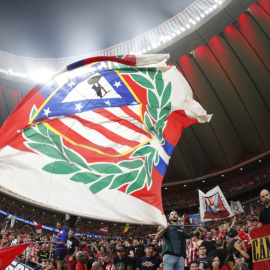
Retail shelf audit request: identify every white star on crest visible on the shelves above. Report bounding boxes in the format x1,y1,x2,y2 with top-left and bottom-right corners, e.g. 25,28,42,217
43,107,51,117
105,100,111,106
113,81,121,88
68,81,76,87
98,62,107,70
75,103,83,111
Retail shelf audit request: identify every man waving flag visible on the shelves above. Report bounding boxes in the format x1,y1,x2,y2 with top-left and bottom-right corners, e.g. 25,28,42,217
0,54,211,226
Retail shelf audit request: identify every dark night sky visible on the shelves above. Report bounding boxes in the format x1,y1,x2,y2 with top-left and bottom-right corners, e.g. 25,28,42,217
0,0,194,58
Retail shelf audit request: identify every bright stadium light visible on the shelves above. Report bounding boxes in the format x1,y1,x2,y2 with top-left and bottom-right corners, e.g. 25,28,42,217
28,70,53,83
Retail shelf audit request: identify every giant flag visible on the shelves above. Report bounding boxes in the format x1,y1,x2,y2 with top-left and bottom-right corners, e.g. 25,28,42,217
0,54,211,226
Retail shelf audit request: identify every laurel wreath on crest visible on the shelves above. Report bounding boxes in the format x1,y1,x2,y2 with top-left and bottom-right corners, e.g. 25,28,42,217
23,65,172,195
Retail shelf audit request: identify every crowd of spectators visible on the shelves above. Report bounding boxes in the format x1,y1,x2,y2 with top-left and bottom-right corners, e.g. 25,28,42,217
0,197,158,238
162,166,270,209
0,199,265,270
0,166,269,269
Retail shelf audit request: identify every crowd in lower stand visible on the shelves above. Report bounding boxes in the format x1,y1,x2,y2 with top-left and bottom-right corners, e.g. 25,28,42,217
0,187,268,270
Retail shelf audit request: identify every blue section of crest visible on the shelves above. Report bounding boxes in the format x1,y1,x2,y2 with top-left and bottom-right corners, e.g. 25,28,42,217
33,61,138,122
153,156,168,177
142,139,175,177
162,140,175,156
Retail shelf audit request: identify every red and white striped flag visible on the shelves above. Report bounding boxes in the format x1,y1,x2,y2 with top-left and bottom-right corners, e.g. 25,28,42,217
98,226,108,235
34,222,42,234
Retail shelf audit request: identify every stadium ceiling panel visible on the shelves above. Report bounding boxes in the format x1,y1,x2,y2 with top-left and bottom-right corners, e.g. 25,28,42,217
0,0,269,187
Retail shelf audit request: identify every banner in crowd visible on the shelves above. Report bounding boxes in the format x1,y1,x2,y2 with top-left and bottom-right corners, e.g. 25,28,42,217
0,243,31,270
0,54,211,226
34,221,43,233
121,224,130,235
188,213,205,229
98,226,108,235
230,200,244,215
178,213,188,225
250,203,255,215
250,224,270,270
7,215,16,228
199,186,233,222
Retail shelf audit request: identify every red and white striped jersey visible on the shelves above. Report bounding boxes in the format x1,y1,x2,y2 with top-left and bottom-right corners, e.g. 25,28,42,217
30,243,40,262
185,242,199,267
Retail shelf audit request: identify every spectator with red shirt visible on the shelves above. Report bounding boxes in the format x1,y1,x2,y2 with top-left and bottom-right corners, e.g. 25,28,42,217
1,233,9,248
192,232,203,248
211,228,219,242
104,254,115,270
75,251,87,270
217,226,225,241
237,223,251,252
185,239,198,269
96,245,107,268
30,241,40,265
80,239,90,252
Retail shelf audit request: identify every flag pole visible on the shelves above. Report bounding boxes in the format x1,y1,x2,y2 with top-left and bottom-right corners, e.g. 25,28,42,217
166,220,202,228
49,234,55,259
1,219,9,248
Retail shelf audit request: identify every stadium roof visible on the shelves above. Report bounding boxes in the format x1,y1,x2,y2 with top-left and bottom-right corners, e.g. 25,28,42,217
0,0,196,58
0,0,269,189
